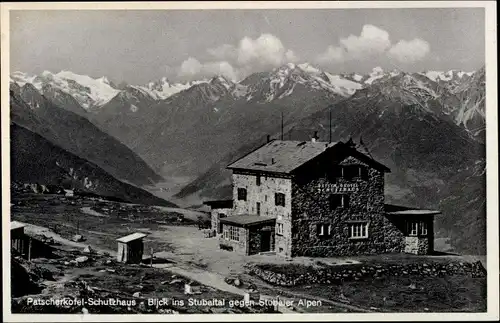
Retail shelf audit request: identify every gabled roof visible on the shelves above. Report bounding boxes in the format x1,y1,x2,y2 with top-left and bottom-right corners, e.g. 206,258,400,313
227,140,390,174
227,140,338,174
11,221,26,230
116,232,147,243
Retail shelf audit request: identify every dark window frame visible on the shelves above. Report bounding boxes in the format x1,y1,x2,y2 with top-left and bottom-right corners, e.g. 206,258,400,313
330,194,350,209
237,188,247,201
275,193,286,207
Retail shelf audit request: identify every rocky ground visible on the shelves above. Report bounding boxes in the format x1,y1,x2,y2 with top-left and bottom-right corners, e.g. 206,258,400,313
9,192,488,314
11,248,274,314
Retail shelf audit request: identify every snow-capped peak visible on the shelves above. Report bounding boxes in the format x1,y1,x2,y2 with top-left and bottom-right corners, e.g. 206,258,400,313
365,67,385,84
11,70,120,110
138,77,207,100
421,70,475,82
210,75,234,90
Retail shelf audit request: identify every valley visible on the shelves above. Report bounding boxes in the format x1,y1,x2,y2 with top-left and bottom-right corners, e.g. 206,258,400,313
9,62,486,265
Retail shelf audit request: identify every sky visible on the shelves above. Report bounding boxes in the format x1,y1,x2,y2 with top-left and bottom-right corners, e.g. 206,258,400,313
10,8,485,84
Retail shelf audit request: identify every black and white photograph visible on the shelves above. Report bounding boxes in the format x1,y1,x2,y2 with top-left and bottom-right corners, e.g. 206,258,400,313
1,1,498,321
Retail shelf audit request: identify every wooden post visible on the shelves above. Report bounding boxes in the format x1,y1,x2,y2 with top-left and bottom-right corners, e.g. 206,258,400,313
150,248,153,267
28,237,32,261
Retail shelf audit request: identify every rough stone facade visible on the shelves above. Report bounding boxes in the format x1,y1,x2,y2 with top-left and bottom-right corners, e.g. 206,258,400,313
222,141,438,257
211,207,233,235
290,156,405,257
232,171,292,257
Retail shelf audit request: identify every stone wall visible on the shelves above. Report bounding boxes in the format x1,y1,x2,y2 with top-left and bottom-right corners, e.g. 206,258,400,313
290,156,404,257
219,224,248,255
247,260,487,287
232,171,292,257
405,236,430,255
211,208,233,234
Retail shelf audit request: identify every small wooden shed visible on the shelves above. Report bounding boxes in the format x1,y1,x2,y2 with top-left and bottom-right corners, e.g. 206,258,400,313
11,221,27,257
116,232,147,264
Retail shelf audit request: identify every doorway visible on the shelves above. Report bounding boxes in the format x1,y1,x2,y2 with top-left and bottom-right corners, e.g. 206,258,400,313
260,230,271,252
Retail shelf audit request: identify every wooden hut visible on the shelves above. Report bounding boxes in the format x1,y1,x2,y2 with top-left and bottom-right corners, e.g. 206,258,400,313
116,232,147,264
11,221,27,257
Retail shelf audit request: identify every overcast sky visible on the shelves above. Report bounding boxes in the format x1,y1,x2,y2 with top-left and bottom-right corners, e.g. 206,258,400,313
10,8,485,84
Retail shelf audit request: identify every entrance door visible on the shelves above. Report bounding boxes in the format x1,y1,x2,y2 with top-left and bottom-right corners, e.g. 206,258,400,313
260,231,271,252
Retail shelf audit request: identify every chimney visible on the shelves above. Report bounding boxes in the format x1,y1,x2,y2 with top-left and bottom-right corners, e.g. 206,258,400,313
311,131,319,143
267,135,271,143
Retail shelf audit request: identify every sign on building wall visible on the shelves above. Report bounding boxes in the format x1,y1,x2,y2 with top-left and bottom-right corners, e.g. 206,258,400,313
317,183,359,193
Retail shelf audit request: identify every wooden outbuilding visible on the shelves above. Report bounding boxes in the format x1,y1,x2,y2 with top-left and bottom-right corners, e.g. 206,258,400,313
116,232,147,264
11,221,28,257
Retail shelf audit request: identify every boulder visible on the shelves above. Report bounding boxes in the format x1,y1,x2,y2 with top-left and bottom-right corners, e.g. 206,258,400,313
83,246,94,254
75,256,89,263
71,234,85,242
133,292,141,298
233,278,241,287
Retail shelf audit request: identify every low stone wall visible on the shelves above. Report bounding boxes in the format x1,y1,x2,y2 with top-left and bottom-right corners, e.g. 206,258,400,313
247,260,486,287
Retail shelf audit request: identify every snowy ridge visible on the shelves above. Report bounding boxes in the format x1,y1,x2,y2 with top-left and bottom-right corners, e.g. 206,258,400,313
421,70,475,82
140,77,207,100
260,62,364,101
11,70,119,110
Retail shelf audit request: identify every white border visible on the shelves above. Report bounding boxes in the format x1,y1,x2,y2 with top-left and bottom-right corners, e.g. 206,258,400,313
1,1,498,322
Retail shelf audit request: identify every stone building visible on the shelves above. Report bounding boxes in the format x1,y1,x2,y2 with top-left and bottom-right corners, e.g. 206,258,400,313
205,138,440,257
203,200,233,234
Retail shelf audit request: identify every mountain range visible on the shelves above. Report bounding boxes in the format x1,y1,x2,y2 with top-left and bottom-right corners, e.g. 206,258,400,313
10,62,486,253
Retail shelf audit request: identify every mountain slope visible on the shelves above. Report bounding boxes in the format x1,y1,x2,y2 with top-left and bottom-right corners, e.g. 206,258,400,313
11,86,164,186
10,122,175,206
178,77,486,254
11,71,120,110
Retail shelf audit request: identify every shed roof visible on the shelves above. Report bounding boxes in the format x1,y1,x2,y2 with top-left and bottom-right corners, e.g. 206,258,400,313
203,200,233,209
227,140,338,174
384,204,441,216
11,221,26,230
116,232,148,243
220,215,276,228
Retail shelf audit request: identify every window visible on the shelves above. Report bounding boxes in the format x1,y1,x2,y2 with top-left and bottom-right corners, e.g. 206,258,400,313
256,202,261,215
256,175,261,186
342,165,369,180
277,223,284,235
228,226,239,241
237,188,247,201
275,193,285,207
408,221,419,236
420,221,428,236
327,167,343,182
348,222,369,239
317,224,332,237
360,166,369,180
330,194,350,209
